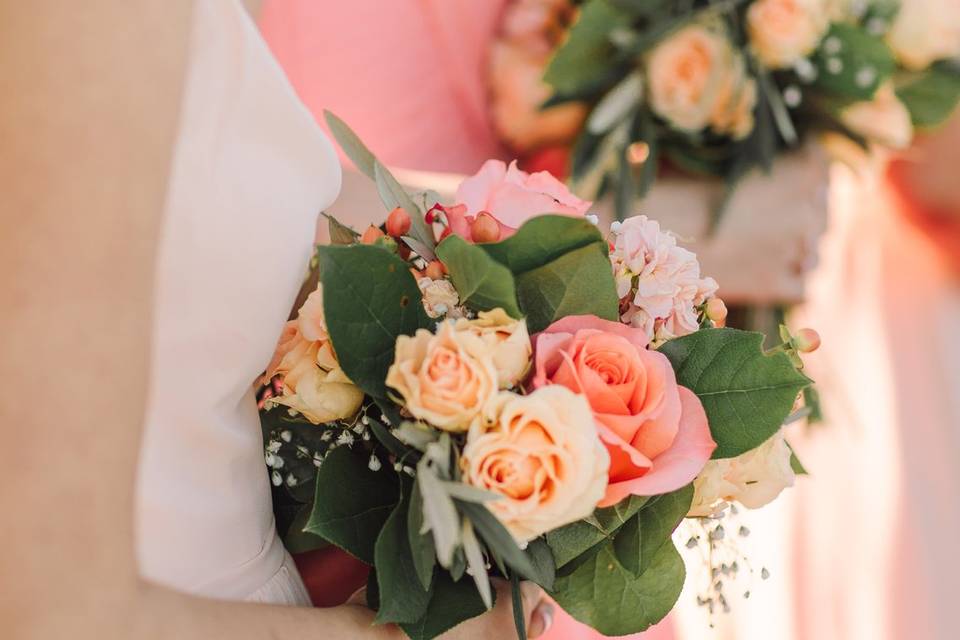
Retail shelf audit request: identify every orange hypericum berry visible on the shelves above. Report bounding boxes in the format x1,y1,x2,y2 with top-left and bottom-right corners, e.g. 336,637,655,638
386,207,412,237
471,211,501,243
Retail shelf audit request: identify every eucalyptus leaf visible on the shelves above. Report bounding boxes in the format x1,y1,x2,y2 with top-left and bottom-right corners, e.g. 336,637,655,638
457,500,537,580
374,481,432,625
417,459,461,568
395,422,440,452
788,443,809,475
373,161,436,261
587,72,644,135
439,481,502,504
318,244,430,399
305,446,399,563
461,519,494,610
658,328,811,459
435,235,522,318
550,541,685,636
324,110,376,178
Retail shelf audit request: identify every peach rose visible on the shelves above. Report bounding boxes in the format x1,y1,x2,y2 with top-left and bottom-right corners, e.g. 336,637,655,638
386,321,499,432
265,285,364,424
887,0,960,71
841,82,914,149
687,429,795,517
532,315,716,506
447,160,592,241
454,309,532,388
747,0,828,69
461,386,610,542
646,25,756,139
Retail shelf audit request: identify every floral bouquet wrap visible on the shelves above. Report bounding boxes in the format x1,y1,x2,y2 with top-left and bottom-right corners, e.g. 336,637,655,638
489,0,960,221
259,114,818,639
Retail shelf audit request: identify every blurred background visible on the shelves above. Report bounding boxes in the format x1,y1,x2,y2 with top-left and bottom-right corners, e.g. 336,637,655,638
256,1,960,638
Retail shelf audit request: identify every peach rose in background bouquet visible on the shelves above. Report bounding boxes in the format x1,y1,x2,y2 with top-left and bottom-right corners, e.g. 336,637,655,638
258,114,820,639
490,0,960,222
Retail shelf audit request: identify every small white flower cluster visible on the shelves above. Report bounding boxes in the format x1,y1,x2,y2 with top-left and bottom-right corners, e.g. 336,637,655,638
609,216,718,345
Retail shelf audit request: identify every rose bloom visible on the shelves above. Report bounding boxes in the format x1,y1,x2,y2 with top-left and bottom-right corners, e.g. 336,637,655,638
446,160,592,242
386,321,499,432
747,0,828,69
265,284,364,424
887,0,960,71
454,309,532,388
687,429,796,517
417,276,463,319
533,315,716,507
461,386,610,542
646,24,756,139
841,82,914,150
611,216,718,344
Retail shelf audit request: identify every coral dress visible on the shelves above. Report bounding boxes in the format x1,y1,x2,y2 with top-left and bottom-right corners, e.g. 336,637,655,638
259,2,673,638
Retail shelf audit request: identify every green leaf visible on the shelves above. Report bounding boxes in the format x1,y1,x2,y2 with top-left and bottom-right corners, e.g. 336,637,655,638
435,235,522,318
481,215,604,274
896,62,960,129
325,213,359,245
373,161,437,261
613,485,693,576
547,495,649,569
524,538,558,591
283,503,330,554
550,540,685,636
374,481,432,625
658,328,811,459
400,571,491,640
812,23,896,100
318,244,430,399
305,446,399,563
479,216,619,333
461,519,494,610
457,500,537,581
543,0,632,94
407,481,437,591
514,242,620,333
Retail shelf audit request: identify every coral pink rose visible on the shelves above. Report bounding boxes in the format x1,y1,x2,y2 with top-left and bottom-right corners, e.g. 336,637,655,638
446,160,591,241
532,315,716,506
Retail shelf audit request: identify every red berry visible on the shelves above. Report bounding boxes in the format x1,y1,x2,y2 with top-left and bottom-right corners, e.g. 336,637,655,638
386,207,412,237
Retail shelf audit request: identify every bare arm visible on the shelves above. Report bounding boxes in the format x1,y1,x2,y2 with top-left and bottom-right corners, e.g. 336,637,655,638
0,4,542,639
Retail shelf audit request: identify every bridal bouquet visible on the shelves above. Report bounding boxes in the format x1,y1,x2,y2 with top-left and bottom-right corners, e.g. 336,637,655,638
259,113,817,639
490,0,960,219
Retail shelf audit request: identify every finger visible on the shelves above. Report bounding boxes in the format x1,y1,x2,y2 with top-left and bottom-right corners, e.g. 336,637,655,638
527,600,556,639
345,586,367,606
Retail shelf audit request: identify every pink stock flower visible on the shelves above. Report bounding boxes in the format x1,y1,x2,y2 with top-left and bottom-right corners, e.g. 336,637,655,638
532,315,716,507
611,216,718,344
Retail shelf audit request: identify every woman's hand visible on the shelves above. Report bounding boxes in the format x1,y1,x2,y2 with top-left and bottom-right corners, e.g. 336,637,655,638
346,579,554,639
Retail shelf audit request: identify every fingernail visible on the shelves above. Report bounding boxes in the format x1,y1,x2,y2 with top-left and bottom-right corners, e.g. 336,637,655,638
528,602,555,639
